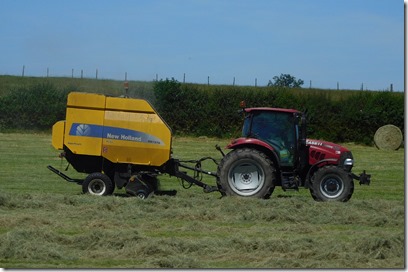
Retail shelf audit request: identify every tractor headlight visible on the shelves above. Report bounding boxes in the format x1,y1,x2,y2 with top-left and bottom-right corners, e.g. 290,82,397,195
340,151,354,171
344,158,354,166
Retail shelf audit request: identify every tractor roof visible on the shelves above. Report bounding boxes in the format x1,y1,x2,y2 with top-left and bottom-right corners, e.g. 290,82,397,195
244,107,301,114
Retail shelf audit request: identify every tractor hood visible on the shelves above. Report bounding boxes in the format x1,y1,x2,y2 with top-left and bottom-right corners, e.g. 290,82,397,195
306,139,351,165
306,139,350,154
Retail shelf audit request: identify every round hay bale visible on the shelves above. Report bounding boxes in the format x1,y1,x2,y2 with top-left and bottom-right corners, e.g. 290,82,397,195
374,124,403,150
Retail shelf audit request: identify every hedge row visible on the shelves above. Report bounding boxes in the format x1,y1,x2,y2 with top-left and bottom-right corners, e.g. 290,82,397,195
154,78,404,145
0,82,70,131
0,79,403,146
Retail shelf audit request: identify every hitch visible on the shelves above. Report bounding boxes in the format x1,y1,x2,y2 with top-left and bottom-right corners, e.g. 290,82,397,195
216,144,225,157
164,158,221,195
351,170,371,185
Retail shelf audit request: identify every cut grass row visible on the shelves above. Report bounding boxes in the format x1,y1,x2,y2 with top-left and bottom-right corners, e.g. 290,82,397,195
0,133,404,268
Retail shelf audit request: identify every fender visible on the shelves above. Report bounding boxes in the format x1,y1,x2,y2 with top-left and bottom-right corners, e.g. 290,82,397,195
304,158,337,188
226,137,281,168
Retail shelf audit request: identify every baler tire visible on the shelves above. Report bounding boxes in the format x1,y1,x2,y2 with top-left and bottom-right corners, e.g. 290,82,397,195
82,172,114,196
125,174,158,199
309,165,354,202
217,148,275,199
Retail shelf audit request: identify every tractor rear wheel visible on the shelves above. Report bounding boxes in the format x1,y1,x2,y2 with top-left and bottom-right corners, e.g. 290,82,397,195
82,172,114,196
217,148,275,198
310,165,354,202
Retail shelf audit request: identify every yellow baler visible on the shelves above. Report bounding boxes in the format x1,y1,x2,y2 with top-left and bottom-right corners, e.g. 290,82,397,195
48,92,219,198
52,92,172,167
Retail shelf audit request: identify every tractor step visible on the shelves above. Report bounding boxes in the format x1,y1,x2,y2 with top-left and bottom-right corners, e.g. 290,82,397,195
281,175,299,191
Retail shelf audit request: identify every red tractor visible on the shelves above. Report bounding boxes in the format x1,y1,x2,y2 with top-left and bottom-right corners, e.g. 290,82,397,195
216,104,371,201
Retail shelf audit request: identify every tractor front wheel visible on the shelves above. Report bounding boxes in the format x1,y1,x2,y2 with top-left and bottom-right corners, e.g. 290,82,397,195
310,165,354,202
82,172,114,196
217,148,275,198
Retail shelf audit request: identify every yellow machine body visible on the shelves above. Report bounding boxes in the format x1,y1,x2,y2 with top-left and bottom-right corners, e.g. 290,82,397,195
52,92,172,167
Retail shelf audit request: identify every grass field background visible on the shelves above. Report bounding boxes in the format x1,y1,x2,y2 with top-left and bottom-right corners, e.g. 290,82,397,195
0,133,404,268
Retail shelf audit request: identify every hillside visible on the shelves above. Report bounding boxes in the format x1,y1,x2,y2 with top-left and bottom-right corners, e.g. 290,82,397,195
0,75,397,102
0,75,154,99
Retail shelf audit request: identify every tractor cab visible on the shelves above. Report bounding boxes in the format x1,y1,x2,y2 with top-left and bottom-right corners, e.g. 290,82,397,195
241,107,305,168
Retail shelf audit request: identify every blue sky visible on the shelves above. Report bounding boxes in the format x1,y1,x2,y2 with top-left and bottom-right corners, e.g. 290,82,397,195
0,0,404,91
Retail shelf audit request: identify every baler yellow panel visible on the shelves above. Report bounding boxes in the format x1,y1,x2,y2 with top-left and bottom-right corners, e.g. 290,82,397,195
59,92,172,167
51,120,65,150
105,96,155,113
102,110,172,166
67,92,106,109
64,107,105,156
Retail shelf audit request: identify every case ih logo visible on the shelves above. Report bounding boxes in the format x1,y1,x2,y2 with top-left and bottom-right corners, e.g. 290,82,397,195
306,140,323,146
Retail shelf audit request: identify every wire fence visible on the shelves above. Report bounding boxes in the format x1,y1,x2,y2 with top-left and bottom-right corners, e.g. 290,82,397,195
15,65,397,92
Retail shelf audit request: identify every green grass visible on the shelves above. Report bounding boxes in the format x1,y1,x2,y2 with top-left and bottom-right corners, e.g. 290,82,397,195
0,133,404,268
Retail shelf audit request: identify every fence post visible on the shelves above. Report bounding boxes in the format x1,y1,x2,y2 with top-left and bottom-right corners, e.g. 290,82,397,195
22,65,25,77
207,76,210,85
183,73,185,83
71,69,74,78
96,69,98,79
390,83,393,92
255,78,257,87
124,81,129,97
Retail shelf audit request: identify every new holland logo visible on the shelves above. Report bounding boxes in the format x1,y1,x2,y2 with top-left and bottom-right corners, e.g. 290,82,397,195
75,124,91,136
69,123,164,145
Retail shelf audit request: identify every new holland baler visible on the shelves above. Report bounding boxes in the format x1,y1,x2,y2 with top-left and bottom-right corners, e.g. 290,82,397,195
48,92,219,198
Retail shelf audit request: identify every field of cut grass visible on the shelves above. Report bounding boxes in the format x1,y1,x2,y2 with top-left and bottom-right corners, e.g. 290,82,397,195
0,133,405,268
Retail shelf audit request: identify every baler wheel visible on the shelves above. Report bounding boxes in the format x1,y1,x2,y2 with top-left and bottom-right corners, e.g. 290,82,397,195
82,172,114,196
125,174,158,199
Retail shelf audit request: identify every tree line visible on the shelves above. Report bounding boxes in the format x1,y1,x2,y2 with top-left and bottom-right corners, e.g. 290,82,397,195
0,79,403,145
153,78,403,145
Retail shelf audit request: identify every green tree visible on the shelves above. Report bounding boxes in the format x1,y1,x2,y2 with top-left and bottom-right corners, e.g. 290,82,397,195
268,73,304,88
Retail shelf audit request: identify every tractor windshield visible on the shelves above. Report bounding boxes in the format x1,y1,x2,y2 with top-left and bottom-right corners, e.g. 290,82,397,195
243,111,297,166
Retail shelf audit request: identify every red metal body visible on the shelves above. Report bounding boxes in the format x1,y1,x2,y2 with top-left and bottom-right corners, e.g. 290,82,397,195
227,137,350,166
306,139,350,165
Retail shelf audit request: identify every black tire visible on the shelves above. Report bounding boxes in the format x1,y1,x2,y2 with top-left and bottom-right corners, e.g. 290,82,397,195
126,184,151,199
310,165,354,202
82,172,114,196
125,174,158,199
217,148,275,198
